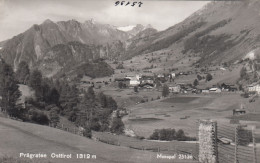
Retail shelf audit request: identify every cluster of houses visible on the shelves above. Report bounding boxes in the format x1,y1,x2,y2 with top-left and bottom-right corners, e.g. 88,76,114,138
114,72,177,88
115,74,155,89
114,73,241,94
168,83,238,94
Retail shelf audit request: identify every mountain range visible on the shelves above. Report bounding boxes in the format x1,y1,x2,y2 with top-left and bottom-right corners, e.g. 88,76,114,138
1,1,260,77
0,19,154,77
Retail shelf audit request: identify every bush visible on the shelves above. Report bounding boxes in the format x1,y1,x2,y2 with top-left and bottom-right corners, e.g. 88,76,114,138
206,73,213,82
29,110,49,125
83,126,92,138
238,127,252,146
241,92,249,98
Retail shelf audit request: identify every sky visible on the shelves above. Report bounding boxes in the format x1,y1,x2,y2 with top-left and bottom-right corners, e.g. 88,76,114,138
0,0,208,41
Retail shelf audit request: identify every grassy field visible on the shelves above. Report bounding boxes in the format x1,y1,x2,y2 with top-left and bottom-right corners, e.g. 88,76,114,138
0,117,199,163
101,87,162,108
123,93,260,138
92,131,199,159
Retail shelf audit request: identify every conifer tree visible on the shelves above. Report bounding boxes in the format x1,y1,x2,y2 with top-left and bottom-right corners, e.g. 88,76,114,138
0,59,21,117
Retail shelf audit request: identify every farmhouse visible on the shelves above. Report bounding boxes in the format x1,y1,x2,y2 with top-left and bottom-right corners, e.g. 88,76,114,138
130,77,140,86
140,76,154,84
202,89,210,93
209,88,221,93
115,78,130,86
247,83,260,94
221,83,237,92
169,85,181,93
157,74,164,78
233,109,246,116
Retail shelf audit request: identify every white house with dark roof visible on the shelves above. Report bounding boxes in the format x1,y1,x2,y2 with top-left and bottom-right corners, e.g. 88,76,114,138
248,83,260,94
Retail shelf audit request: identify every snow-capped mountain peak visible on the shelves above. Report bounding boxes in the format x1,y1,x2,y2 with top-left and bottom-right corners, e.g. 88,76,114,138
117,25,136,32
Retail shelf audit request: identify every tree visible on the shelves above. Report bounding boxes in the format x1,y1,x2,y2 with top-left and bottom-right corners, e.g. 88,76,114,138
240,67,247,79
15,61,30,84
87,86,95,100
0,60,21,117
162,84,169,97
118,82,124,89
155,79,161,90
49,107,60,127
83,125,92,138
197,74,202,81
29,69,42,89
193,79,199,87
98,92,107,108
29,69,43,101
176,129,186,141
110,116,124,134
30,110,49,125
205,73,213,82
106,96,117,111
49,88,60,105
149,130,159,140
134,86,138,93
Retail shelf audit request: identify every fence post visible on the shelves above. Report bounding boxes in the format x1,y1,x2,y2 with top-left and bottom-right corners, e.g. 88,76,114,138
198,119,218,163
213,122,218,163
252,126,257,163
234,125,239,163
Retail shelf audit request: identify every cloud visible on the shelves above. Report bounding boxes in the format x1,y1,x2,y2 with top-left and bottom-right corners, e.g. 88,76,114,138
0,0,208,41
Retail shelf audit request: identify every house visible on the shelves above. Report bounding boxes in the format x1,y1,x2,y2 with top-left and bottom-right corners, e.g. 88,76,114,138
130,77,140,86
202,89,210,93
233,109,246,116
248,84,260,94
115,78,130,86
140,83,154,88
221,83,237,92
140,76,154,84
157,74,164,78
184,88,193,94
209,88,221,93
169,85,181,93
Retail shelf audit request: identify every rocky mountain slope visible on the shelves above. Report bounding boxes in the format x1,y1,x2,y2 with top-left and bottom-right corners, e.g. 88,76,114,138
0,18,157,77
124,1,260,65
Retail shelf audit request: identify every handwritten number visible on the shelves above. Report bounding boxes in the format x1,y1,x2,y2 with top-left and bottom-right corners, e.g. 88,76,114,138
115,1,143,7
138,2,143,7
131,2,137,7
115,1,120,6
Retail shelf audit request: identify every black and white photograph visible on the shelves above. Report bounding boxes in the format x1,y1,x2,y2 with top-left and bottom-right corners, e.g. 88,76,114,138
0,0,260,162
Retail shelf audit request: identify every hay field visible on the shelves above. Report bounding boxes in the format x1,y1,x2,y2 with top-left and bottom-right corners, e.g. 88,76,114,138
123,93,258,138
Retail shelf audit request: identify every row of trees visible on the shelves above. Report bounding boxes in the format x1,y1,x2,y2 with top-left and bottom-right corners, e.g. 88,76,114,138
149,128,196,141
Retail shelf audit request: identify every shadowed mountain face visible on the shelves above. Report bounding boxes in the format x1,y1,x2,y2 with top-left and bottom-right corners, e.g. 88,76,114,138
124,1,260,64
